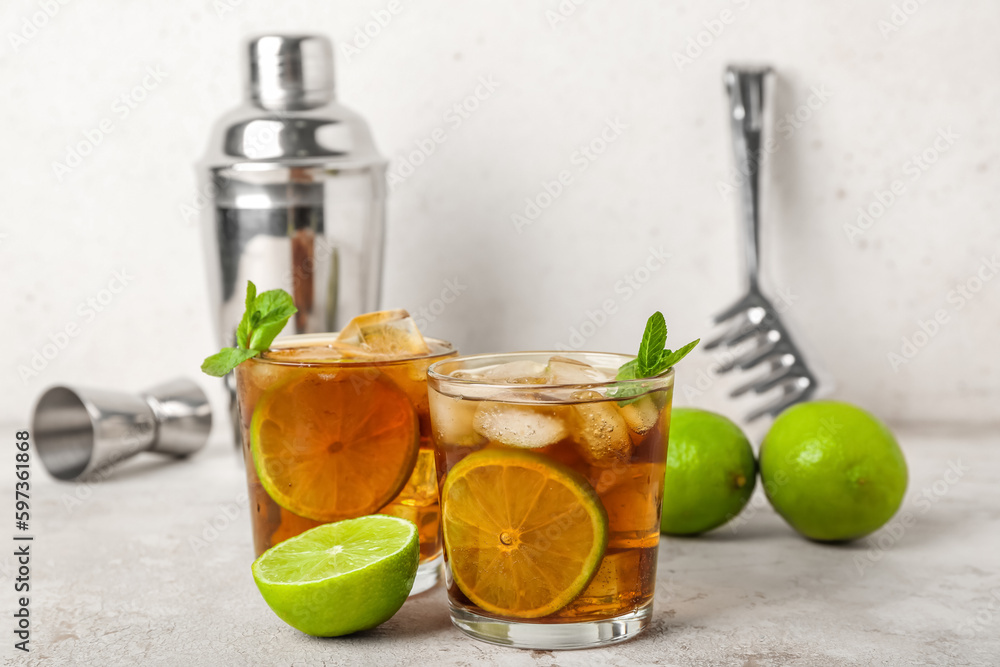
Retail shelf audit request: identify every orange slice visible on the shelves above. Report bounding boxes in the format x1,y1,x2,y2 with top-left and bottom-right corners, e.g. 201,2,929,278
441,449,608,618
251,369,419,522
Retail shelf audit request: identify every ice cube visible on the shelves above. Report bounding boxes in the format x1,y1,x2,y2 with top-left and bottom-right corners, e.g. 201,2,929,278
262,341,376,363
619,396,661,436
480,360,549,384
428,390,487,447
545,356,611,385
597,462,663,547
571,391,632,467
556,549,646,618
472,401,569,449
335,309,431,356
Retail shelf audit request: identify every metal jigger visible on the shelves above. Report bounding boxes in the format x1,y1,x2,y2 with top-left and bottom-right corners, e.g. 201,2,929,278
32,378,212,481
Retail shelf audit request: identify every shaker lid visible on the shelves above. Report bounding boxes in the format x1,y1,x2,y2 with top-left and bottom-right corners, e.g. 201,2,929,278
199,34,385,170
248,35,334,111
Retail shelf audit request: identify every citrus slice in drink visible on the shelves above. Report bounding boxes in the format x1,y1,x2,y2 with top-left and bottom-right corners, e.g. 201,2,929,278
252,515,419,636
251,369,419,522
441,449,608,618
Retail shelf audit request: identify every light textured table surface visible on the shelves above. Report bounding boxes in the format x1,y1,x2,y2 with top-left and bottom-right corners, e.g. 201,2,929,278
7,426,999,667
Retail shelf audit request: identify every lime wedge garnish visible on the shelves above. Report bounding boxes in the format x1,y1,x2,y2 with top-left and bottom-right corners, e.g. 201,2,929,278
252,515,419,636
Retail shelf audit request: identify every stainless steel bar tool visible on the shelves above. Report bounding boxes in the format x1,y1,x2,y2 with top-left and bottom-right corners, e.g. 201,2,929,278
32,378,212,480
705,65,820,421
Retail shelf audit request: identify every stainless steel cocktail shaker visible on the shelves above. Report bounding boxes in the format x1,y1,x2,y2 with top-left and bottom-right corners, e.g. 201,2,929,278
199,34,387,443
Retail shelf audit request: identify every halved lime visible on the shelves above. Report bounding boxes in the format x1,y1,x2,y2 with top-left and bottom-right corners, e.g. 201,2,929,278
252,515,419,636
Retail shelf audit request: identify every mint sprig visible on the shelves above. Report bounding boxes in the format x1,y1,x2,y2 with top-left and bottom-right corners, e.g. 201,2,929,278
201,281,297,377
636,311,668,376
611,311,699,402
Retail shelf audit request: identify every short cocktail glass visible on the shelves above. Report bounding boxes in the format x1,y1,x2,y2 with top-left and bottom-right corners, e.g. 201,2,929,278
235,332,456,595
428,352,673,649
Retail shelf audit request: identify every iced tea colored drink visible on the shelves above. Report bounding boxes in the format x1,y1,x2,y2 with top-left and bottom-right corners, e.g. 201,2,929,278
427,352,673,649
235,311,456,595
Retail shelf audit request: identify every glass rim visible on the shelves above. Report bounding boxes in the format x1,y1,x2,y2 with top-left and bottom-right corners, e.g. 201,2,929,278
254,333,455,367
427,350,675,393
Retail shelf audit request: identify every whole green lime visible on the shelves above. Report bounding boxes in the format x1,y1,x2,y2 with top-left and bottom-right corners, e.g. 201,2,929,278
660,408,756,535
252,515,419,636
760,401,907,542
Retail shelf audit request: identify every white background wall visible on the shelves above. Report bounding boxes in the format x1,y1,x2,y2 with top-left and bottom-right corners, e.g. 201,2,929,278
2,0,998,437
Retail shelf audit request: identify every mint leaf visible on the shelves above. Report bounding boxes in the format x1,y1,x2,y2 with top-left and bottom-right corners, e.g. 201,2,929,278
636,312,667,377
245,280,257,312
611,312,699,403
201,347,259,377
247,288,297,350
202,281,298,377
236,280,257,348
615,358,639,382
609,381,649,404
249,320,289,352
656,339,700,372
610,359,642,403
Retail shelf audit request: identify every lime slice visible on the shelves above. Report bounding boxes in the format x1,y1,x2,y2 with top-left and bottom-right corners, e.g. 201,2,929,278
252,515,419,636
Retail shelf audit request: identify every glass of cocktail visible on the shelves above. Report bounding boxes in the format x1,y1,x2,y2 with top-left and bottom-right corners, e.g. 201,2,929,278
427,352,674,649
234,311,456,594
